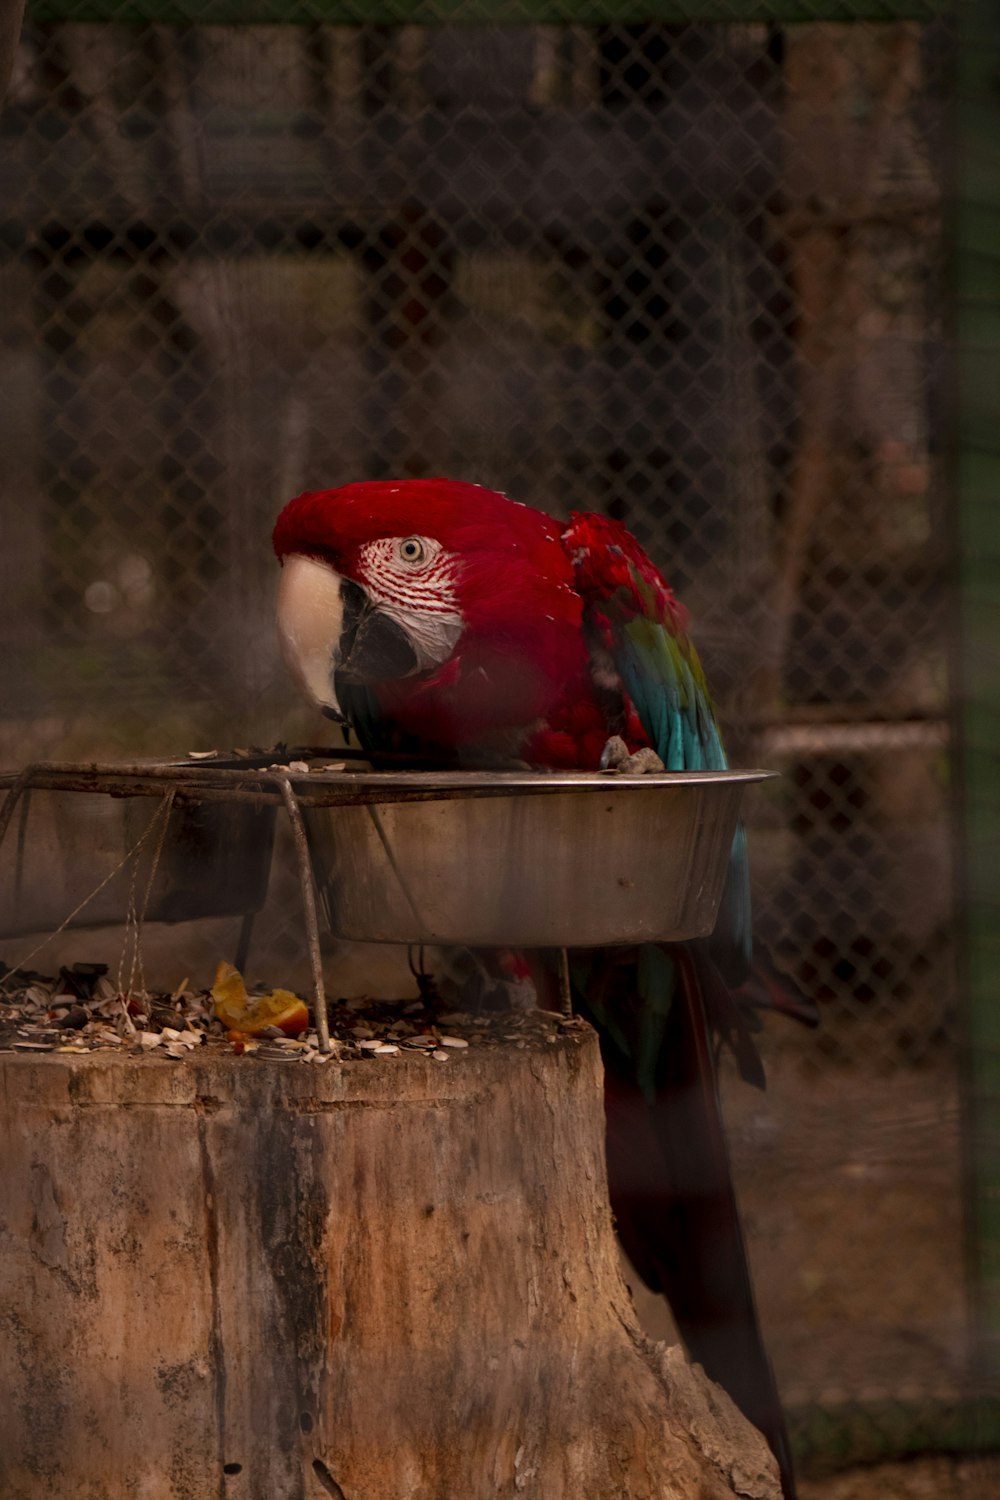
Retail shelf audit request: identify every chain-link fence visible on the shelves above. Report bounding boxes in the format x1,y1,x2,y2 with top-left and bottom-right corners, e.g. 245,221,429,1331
0,3,974,1481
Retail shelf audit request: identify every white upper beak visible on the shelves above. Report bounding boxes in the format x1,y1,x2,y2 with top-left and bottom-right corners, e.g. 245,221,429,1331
276,554,346,719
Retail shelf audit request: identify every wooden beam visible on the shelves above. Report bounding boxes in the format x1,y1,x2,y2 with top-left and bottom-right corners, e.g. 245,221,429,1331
24,0,948,27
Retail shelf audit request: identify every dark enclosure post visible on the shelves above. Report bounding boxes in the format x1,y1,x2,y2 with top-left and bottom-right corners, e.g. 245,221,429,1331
957,0,1000,1404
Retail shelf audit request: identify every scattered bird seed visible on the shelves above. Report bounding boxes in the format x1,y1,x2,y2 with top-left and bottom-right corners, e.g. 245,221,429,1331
431,1050,450,1062
3,958,563,1064
160,1028,200,1049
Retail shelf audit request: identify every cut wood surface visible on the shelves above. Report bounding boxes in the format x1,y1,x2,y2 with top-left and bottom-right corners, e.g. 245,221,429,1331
0,1028,779,1499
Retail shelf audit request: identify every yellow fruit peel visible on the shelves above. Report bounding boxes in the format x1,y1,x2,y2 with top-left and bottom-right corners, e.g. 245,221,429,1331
211,961,310,1036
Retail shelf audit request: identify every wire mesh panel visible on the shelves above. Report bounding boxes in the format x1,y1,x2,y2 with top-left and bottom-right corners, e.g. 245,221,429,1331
0,11,952,1027
0,1,968,1474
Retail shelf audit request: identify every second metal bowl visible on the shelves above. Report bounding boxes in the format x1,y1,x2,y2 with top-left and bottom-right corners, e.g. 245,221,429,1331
0,788,275,940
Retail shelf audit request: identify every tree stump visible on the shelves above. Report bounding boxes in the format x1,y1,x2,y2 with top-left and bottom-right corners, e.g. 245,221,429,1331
0,1027,779,1499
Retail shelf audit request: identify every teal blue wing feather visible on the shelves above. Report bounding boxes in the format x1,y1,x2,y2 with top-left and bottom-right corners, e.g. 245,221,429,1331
619,608,750,980
563,513,750,980
617,614,727,772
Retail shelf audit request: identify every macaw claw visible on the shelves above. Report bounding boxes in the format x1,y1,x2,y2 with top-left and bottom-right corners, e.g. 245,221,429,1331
600,736,665,774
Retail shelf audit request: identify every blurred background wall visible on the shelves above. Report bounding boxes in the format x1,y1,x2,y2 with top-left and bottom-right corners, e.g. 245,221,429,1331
0,4,990,1488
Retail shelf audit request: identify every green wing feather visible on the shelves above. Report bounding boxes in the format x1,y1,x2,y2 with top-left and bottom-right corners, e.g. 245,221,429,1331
563,511,751,981
619,613,727,772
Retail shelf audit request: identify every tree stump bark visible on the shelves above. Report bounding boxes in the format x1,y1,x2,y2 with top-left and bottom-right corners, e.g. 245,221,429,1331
0,1027,779,1499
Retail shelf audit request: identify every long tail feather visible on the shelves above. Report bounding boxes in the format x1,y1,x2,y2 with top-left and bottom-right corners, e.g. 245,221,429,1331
602,948,797,1500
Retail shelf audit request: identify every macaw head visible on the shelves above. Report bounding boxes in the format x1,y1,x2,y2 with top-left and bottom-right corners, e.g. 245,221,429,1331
272,478,581,728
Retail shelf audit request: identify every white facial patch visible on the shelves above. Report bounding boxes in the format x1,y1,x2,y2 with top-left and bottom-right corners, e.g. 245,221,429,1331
360,535,465,672
276,554,345,715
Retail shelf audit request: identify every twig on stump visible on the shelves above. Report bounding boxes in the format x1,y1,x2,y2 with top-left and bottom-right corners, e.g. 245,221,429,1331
276,774,334,1055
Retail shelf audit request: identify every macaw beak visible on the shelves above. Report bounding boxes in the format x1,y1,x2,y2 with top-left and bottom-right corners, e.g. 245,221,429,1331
276,554,419,722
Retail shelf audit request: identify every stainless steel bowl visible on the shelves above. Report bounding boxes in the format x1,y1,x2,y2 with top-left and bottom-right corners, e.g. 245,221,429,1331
303,768,771,948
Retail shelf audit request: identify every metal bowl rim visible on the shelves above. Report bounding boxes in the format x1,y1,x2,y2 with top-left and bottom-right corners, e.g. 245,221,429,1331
296,767,776,792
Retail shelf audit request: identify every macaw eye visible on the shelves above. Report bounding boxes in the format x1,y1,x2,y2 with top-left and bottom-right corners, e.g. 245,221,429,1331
398,537,425,563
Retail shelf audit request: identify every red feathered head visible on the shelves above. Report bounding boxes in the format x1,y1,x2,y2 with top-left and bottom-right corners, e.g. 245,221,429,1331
272,478,584,732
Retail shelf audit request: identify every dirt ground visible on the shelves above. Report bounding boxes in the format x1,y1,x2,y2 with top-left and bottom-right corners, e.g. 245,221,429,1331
624,1017,985,1492
627,1024,966,1408
726,1032,965,1411
798,1454,999,1499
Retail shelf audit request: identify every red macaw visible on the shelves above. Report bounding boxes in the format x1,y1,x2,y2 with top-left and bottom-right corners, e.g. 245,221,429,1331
272,476,795,1498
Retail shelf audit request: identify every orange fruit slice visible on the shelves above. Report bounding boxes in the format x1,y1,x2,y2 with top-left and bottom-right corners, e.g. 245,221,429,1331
211,961,309,1036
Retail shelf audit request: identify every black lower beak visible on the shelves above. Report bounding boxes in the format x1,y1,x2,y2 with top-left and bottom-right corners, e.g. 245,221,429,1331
337,578,419,686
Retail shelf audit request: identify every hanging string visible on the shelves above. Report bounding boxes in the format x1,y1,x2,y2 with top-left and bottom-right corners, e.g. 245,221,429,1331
117,791,176,1026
